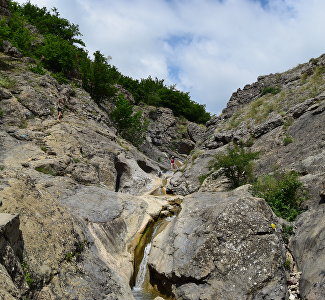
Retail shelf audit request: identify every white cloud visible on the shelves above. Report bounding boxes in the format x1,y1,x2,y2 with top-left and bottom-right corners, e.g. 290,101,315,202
14,0,325,115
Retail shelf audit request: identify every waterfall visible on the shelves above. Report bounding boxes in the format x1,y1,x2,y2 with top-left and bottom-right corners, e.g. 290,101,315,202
132,223,161,292
133,241,152,290
131,219,171,300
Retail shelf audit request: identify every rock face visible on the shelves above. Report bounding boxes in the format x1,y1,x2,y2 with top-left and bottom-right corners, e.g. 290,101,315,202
166,53,325,299
148,187,287,299
0,154,170,299
0,54,173,299
0,0,9,16
140,106,205,169
0,214,27,299
289,209,325,300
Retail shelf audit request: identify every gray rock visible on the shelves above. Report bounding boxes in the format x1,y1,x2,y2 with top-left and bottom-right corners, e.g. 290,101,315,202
320,183,325,203
148,187,287,299
0,0,10,16
67,162,100,184
0,87,11,100
173,138,195,155
140,106,197,167
287,97,319,119
289,209,325,300
187,122,206,143
0,214,27,297
253,114,284,138
2,41,23,58
18,85,55,117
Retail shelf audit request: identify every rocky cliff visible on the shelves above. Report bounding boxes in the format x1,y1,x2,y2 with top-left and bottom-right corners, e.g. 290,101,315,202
0,52,185,299
167,54,325,299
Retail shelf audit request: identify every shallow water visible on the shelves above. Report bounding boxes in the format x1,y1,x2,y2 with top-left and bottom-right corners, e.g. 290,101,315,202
132,288,157,300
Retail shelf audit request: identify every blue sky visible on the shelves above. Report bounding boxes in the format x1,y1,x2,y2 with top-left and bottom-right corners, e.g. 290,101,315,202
15,0,325,115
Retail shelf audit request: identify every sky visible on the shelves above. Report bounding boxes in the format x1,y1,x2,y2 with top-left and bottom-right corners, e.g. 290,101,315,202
14,0,325,115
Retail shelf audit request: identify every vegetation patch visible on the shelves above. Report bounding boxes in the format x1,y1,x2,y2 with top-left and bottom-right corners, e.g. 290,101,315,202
64,240,89,263
21,261,34,287
261,86,281,96
198,173,210,185
283,135,293,146
0,75,16,89
35,165,59,176
284,259,291,271
177,123,188,135
191,149,203,164
210,144,259,188
251,171,306,221
110,94,149,147
40,145,47,152
0,108,4,118
282,224,294,244
29,63,46,75
283,117,294,131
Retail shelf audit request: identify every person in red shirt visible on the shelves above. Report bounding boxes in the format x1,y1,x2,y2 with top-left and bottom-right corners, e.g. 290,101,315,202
170,156,176,170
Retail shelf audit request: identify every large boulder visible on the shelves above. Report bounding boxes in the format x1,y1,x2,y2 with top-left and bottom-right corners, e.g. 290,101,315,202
289,209,325,300
2,41,23,58
148,187,287,299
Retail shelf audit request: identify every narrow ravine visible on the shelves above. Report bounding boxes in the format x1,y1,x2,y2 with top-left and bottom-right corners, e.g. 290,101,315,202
131,173,181,300
132,220,164,300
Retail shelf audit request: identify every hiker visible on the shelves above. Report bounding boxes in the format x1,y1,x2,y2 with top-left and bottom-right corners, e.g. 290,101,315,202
57,97,65,120
170,156,176,170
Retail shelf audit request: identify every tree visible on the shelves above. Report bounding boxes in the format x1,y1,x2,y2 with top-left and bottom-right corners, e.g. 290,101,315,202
81,51,119,103
211,144,259,188
110,95,149,147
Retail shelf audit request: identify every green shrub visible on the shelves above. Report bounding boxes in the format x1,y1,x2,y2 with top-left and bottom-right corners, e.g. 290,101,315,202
35,166,58,176
283,135,293,146
19,119,28,129
51,72,69,84
40,145,47,152
64,240,88,262
282,224,294,244
64,252,74,262
198,173,209,185
21,261,34,287
110,95,149,147
210,144,259,188
284,259,291,271
30,63,46,75
252,171,305,221
283,117,294,131
0,108,4,118
0,75,16,89
261,86,281,96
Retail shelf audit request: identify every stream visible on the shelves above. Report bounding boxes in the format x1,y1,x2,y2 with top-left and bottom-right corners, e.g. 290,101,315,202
130,172,179,300
131,216,176,300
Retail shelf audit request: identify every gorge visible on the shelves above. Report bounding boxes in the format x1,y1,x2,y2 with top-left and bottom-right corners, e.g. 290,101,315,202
1,1,325,299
